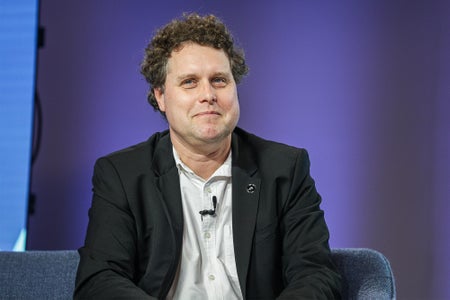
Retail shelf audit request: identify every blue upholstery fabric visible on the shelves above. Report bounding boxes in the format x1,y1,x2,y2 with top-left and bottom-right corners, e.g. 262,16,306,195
0,250,78,299
0,248,395,299
333,248,396,299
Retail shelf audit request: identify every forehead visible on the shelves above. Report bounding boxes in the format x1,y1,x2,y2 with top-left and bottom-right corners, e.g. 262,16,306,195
166,43,231,75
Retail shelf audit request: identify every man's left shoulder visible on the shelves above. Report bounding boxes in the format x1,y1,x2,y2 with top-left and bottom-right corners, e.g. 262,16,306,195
233,127,309,167
234,127,306,155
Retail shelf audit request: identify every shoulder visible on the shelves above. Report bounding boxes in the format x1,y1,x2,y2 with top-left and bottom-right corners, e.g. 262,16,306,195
233,127,309,164
95,130,171,173
232,127,312,182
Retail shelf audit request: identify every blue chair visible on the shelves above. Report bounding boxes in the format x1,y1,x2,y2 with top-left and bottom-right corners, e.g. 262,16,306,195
0,248,395,299
332,248,396,299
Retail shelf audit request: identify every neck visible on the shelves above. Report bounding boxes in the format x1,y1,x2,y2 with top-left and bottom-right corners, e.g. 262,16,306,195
171,134,232,180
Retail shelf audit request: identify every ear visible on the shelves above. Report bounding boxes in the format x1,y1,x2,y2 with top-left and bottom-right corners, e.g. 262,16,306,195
153,88,166,112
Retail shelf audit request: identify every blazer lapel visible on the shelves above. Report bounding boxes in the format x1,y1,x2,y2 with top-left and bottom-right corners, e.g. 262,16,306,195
149,134,184,296
151,133,183,239
155,169,183,233
231,131,260,299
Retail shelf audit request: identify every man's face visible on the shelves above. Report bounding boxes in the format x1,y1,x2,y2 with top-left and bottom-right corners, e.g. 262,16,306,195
154,43,240,149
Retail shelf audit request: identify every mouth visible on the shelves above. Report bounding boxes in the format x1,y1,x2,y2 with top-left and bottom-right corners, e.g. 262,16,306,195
195,111,221,117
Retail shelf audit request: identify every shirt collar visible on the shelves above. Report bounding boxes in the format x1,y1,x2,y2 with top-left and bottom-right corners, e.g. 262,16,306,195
172,146,232,179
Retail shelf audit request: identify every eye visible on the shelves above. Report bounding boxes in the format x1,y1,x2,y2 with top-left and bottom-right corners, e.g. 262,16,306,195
181,78,197,89
211,77,227,87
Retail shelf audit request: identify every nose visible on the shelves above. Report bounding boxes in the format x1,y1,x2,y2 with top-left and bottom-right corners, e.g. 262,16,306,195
200,81,217,104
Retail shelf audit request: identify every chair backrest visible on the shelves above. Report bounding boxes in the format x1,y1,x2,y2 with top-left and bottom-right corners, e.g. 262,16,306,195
332,248,396,299
0,248,395,299
0,250,78,299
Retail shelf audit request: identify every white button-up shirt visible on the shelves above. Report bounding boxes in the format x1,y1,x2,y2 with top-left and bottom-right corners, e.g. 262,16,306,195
167,148,243,300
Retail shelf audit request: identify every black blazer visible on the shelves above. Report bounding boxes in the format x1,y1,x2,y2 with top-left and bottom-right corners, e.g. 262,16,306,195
74,128,342,299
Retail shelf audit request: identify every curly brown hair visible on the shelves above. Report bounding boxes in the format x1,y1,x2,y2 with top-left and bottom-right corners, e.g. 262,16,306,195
140,13,249,115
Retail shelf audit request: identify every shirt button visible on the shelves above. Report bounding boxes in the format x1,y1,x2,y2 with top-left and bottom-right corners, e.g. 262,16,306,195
204,232,211,239
206,187,212,193
208,274,215,281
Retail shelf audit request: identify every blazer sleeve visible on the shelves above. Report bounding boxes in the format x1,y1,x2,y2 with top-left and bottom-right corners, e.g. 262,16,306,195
277,149,342,299
74,157,155,299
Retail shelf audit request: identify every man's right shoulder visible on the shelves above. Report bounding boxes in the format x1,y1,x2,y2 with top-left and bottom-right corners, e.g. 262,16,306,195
97,130,170,169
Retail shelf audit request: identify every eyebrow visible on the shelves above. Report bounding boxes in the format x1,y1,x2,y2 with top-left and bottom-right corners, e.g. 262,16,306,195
175,71,232,82
176,73,198,82
210,72,232,79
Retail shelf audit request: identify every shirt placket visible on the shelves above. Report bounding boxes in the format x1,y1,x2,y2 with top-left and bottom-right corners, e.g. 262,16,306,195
202,180,220,300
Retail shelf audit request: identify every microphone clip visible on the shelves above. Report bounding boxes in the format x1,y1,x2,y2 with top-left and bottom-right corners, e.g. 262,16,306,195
199,196,217,221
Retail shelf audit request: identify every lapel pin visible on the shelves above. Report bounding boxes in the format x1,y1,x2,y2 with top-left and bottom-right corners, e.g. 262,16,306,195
246,183,256,193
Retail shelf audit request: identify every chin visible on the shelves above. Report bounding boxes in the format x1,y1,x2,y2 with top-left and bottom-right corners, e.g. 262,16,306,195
198,128,230,142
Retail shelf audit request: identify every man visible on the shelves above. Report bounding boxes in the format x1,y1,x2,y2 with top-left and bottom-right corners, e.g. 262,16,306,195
74,13,342,299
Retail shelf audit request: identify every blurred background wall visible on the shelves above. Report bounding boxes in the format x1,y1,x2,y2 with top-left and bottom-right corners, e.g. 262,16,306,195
28,0,449,299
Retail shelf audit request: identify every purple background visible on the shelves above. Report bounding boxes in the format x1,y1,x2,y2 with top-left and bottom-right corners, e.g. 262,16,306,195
29,1,449,299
